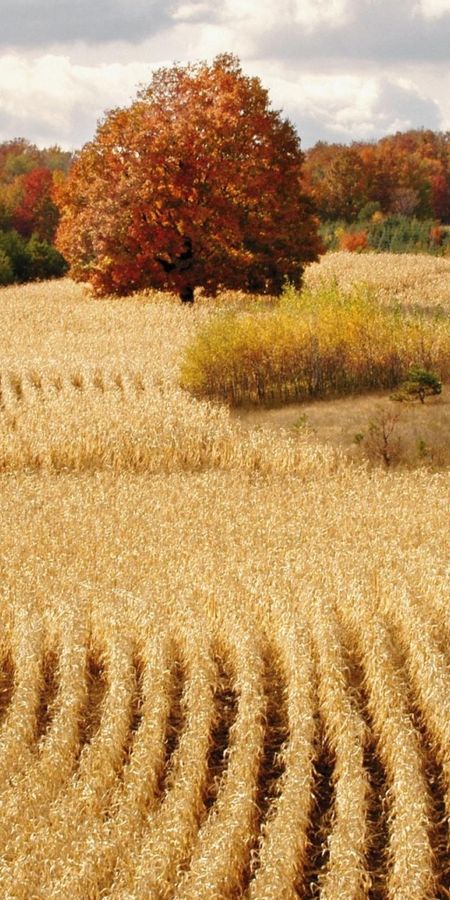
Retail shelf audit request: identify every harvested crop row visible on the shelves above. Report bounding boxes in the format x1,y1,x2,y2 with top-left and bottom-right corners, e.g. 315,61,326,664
1,594,449,898
0,368,149,408
176,616,266,899
249,615,315,899
0,608,44,795
308,596,370,899
0,605,88,868
0,373,337,477
337,598,434,899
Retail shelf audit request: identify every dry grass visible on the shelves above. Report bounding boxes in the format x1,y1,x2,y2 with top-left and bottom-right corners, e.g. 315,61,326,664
1,256,450,897
304,251,450,311
235,385,450,468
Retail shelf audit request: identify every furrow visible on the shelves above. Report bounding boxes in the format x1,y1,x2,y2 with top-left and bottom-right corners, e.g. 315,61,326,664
249,616,316,900
338,599,434,899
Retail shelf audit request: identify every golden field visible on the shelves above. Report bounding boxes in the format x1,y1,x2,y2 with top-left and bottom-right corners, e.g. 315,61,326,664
1,253,450,898
303,251,450,310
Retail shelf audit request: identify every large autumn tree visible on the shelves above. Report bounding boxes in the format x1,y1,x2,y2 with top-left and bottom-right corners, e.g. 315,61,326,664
55,54,321,301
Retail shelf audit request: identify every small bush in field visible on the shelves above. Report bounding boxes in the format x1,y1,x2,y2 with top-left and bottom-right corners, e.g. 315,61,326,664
429,225,444,247
339,230,368,252
0,248,14,285
391,366,442,404
359,407,403,467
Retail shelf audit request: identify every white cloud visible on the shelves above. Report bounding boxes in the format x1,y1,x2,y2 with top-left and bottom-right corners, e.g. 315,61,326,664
171,0,349,39
0,0,447,150
291,0,349,29
0,54,152,147
267,72,381,138
415,0,450,17
0,51,443,150
253,66,441,143
172,2,217,22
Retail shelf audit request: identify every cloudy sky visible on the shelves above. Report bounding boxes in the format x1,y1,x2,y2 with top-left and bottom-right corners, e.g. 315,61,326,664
1,0,449,150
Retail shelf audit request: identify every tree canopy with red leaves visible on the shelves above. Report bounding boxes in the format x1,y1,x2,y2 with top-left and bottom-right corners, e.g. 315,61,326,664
303,130,450,223
0,139,71,240
55,54,321,301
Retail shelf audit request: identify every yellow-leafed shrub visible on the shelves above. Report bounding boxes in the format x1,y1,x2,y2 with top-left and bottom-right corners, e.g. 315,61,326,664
181,281,450,405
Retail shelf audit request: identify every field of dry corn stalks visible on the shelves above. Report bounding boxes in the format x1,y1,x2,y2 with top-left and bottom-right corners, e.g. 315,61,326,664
1,253,450,898
303,251,450,310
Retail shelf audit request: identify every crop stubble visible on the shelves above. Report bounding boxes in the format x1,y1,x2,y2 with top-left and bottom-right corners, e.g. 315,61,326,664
0,257,450,897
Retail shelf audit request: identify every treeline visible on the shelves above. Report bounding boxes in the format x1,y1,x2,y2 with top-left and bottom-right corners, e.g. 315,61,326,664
304,130,450,222
1,128,450,289
0,139,70,284
304,130,450,255
320,216,450,255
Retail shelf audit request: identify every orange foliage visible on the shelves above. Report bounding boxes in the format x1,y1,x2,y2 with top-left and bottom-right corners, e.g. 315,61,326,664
339,230,368,252
0,139,71,240
11,168,59,241
55,54,321,300
429,225,444,246
304,130,450,223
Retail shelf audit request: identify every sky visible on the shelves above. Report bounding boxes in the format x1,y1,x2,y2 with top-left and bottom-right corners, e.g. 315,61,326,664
0,0,449,151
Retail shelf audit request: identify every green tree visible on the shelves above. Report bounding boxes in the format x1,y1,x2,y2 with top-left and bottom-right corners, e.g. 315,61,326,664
391,365,442,404
0,248,14,285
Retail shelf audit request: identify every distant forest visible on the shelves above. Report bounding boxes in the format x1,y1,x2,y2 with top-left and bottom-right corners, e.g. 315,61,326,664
303,129,450,223
0,129,449,286
303,130,450,254
0,138,71,285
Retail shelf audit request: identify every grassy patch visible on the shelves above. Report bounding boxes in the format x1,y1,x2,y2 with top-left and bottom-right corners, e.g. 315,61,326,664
235,387,450,469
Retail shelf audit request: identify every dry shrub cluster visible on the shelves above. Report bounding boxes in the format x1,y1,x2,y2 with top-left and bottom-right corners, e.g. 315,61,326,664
1,259,450,897
181,281,450,406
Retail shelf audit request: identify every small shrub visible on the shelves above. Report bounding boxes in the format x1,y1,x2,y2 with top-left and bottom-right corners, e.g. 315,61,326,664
357,407,403,467
416,437,430,460
357,201,381,222
0,229,68,285
429,225,444,247
0,229,30,281
27,235,68,280
339,230,368,252
391,366,442,404
0,248,14,285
